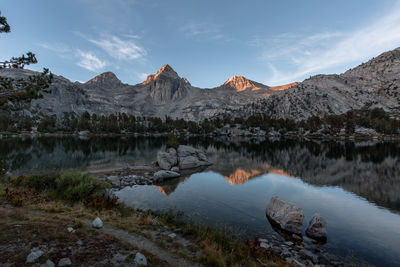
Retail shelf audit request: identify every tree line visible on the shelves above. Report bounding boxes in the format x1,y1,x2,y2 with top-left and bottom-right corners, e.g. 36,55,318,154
0,107,399,136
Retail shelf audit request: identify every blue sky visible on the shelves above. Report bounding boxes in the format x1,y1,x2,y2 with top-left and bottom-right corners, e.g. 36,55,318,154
1,0,400,87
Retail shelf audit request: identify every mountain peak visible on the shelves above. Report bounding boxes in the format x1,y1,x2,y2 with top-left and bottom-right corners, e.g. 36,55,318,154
223,75,266,92
86,71,123,89
142,64,180,84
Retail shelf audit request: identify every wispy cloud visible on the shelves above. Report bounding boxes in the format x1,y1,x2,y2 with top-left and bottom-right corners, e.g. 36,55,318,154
259,4,400,84
180,22,229,41
76,49,107,72
88,35,147,61
37,42,70,53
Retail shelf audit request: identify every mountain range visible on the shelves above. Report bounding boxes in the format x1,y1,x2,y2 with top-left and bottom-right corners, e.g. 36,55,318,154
1,47,400,121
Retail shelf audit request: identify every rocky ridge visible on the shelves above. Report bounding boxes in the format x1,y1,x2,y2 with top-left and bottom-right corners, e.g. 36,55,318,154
1,47,400,121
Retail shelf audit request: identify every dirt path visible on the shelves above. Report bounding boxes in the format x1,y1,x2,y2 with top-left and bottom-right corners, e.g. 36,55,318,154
84,220,201,267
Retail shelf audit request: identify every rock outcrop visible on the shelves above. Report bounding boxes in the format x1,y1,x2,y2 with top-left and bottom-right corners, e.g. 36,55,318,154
266,197,304,235
157,148,178,170
306,213,327,241
156,145,212,172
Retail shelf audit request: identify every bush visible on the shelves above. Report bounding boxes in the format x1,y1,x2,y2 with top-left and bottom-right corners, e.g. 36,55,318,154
8,171,110,203
0,159,6,176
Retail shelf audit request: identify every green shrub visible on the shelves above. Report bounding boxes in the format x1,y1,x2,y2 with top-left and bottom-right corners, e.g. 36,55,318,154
55,172,107,202
7,171,110,203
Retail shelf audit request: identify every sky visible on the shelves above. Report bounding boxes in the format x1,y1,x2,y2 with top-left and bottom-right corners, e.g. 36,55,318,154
1,0,400,87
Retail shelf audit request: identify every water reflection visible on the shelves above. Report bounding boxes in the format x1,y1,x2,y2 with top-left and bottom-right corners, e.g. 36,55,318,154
1,136,400,213
2,136,400,265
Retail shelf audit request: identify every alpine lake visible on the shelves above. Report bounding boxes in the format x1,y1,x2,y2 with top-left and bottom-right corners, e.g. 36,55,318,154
2,135,400,266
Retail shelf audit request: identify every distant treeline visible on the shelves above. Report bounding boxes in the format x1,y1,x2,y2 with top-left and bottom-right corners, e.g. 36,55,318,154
0,107,399,135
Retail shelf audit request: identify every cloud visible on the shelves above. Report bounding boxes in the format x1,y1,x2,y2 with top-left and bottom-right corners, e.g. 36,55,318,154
37,42,70,53
180,22,229,41
88,35,146,61
137,72,148,81
76,49,107,72
260,4,400,84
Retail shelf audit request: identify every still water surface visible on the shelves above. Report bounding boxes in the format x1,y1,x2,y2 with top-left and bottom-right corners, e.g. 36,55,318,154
2,136,400,266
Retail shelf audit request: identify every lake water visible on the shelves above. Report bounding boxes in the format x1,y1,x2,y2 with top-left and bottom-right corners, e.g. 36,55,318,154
2,136,400,266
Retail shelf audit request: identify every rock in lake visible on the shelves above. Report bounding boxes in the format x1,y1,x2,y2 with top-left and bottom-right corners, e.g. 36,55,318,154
92,217,103,229
266,197,304,235
306,213,327,241
154,170,180,180
134,252,147,266
157,148,178,170
177,145,212,169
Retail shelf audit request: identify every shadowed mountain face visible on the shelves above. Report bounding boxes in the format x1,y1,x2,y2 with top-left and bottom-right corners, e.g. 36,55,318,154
1,47,400,120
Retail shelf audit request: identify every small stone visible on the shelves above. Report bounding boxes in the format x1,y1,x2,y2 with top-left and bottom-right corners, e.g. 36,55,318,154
299,249,318,264
92,217,103,229
67,227,75,233
26,247,44,263
134,252,147,266
285,241,294,246
43,259,55,267
76,240,83,246
58,257,72,266
258,238,268,243
168,233,177,238
171,166,179,172
260,242,270,249
306,213,327,241
280,248,292,258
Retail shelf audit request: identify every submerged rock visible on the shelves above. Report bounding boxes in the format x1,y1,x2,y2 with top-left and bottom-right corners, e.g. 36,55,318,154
92,217,103,229
306,213,327,241
266,197,304,235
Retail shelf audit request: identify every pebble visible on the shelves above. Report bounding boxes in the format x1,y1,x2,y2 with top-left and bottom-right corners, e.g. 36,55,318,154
58,258,72,266
168,233,177,238
67,227,75,233
92,217,103,229
260,242,271,249
134,252,147,266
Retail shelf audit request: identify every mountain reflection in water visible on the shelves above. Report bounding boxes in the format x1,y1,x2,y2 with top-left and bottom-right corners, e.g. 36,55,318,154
1,136,400,213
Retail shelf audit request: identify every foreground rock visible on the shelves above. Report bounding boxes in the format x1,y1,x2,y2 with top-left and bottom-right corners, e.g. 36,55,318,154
306,213,327,241
266,197,304,235
58,257,72,266
134,252,147,266
26,247,44,263
92,217,103,229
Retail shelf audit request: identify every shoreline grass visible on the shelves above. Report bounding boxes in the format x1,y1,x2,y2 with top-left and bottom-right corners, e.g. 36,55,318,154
0,172,284,266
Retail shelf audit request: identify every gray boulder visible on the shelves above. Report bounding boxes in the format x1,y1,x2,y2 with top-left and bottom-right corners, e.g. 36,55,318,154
306,213,327,241
177,145,212,169
154,170,180,180
26,247,44,263
266,197,304,235
157,148,178,170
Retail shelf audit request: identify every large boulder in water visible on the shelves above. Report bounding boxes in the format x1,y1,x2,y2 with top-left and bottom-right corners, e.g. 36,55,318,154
177,145,212,169
306,213,327,241
266,197,304,235
157,148,178,170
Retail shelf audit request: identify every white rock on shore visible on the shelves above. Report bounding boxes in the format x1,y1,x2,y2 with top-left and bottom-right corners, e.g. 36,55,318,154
92,217,103,229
